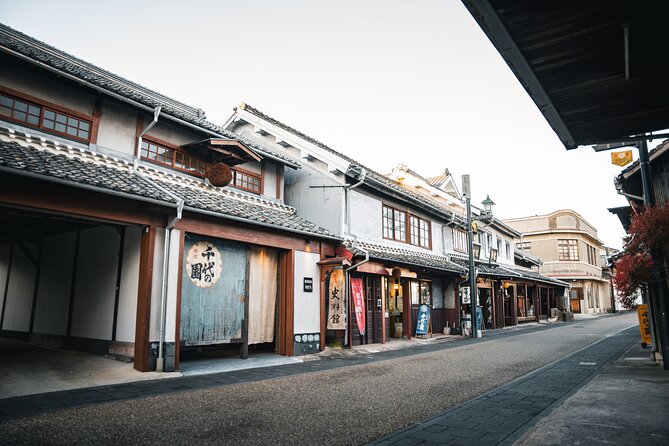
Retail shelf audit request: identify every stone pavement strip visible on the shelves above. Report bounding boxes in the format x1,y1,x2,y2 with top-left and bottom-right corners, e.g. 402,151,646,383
369,327,639,446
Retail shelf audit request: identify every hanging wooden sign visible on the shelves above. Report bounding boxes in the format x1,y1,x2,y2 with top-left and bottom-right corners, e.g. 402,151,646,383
185,240,222,288
327,269,346,330
611,150,633,167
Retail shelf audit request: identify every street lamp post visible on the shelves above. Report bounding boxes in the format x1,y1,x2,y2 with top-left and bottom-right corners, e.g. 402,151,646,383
463,175,494,339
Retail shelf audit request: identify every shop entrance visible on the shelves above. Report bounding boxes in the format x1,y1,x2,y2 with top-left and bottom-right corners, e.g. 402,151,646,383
569,288,582,313
179,234,280,361
386,277,404,339
0,205,145,391
478,288,492,330
503,285,515,326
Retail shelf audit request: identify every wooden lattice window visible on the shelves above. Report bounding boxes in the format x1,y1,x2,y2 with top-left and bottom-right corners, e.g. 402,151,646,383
558,239,579,261
0,91,91,142
233,168,261,194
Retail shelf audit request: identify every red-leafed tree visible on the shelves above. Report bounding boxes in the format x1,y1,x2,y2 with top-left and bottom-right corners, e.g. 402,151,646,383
613,204,669,309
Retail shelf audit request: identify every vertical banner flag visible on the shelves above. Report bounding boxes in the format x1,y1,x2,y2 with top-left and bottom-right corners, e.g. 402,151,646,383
611,150,633,167
350,277,366,335
637,304,652,347
327,269,346,330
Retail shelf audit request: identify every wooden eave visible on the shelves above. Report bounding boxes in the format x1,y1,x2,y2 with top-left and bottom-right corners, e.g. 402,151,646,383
181,138,262,166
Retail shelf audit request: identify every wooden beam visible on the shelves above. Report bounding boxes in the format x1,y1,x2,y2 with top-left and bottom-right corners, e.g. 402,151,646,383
134,225,156,372
176,214,319,253
0,175,168,227
0,243,15,331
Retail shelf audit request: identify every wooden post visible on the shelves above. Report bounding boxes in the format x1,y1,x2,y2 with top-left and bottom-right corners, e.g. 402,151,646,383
134,225,155,372
240,248,250,359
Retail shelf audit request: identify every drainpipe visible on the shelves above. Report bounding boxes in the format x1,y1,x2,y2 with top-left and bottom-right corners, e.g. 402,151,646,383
344,244,369,348
134,106,162,169
156,199,184,372
343,168,367,236
132,171,184,372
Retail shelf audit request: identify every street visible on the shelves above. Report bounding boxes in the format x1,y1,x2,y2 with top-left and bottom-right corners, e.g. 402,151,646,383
1,313,639,445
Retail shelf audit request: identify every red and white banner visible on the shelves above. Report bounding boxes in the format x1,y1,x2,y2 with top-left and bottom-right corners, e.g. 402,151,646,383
350,277,366,335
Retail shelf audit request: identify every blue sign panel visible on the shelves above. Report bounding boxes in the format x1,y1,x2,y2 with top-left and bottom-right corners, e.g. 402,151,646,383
415,304,430,335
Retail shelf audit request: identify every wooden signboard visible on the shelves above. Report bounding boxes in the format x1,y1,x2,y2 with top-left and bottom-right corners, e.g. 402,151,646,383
415,304,431,337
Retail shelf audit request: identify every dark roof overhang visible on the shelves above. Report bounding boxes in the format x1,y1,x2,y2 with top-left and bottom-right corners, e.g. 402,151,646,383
462,0,669,149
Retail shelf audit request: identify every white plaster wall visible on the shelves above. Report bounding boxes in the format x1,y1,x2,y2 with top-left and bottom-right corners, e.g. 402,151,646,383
95,100,138,158
149,228,166,341
442,225,455,254
115,227,141,343
285,167,344,237
70,226,120,340
263,162,280,200
32,232,76,335
164,229,181,343
2,244,37,331
431,277,444,309
349,190,382,241
0,60,95,116
235,161,262,175
431,221,444,255
145,121,200,147
293,251,321,334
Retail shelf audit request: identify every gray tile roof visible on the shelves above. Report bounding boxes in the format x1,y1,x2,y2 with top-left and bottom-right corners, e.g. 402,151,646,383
0,24,299,169
0,139,176,203
0,134,336,240
344,240,466,275
238,103,468,227
449,256,569,287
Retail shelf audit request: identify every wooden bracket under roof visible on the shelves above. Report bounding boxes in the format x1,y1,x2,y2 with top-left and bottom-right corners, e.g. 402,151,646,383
181,138,261,166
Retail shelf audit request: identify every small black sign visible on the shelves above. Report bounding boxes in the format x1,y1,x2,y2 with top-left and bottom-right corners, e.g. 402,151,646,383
303,277,314,293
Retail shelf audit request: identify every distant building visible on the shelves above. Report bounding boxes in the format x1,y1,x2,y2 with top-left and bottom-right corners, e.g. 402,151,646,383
503,210,611,314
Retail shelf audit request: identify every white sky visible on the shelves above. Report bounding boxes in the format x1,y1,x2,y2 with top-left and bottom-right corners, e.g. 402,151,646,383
2,0,649,250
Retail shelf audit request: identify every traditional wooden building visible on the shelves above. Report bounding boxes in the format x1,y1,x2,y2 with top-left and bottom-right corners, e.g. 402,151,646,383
223,104,567,341
0,24,339,372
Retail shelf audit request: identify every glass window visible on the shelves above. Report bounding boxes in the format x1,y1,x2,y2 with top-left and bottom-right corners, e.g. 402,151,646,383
558,239,579,261
382,205,407,243
453,228,468,253
0,92,92,142
233,169,262,194
411,280,431,306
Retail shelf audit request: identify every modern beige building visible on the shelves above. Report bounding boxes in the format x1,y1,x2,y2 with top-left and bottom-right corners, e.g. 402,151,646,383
503,210,612,314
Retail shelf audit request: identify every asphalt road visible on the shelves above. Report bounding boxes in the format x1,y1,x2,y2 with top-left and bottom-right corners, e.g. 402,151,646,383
1,313,638,445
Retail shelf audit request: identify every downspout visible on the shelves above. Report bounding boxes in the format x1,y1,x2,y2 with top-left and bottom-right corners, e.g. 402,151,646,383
341,168,367,346
343,168,367,237
134,106,162,169
156,198,184,372
132,147,186,373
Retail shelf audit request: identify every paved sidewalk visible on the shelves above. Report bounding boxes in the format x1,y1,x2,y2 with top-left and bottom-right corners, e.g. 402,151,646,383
370,326,665,446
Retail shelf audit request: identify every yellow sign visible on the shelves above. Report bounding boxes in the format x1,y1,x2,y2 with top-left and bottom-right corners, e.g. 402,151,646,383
611,150,633,167
637,304,652,347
